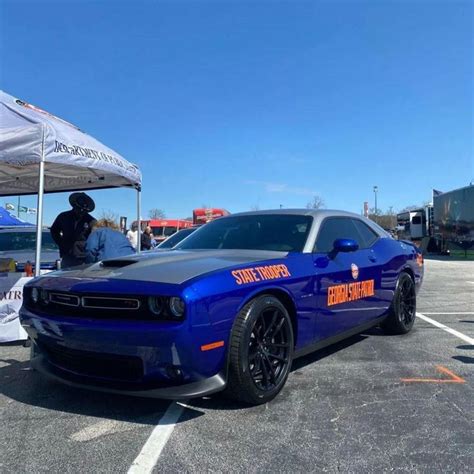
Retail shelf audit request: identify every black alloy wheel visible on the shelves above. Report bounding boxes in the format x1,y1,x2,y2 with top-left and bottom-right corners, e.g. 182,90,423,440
226,295,294,405
397,274,416,326
248,307,292,392
381,272,416,335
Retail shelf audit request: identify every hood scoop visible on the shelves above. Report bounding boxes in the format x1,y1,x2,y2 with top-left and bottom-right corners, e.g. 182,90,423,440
100,259,138,268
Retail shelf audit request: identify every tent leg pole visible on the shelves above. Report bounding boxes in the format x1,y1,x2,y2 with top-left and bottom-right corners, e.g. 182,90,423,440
34,128,46,277
136,187,141,253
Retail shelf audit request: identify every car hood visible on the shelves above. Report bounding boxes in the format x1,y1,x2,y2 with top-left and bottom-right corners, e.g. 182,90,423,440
46,249,288,285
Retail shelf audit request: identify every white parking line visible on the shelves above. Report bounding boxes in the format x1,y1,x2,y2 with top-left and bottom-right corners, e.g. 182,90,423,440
417,312,474,345
420,312,474,315
128,401,186,474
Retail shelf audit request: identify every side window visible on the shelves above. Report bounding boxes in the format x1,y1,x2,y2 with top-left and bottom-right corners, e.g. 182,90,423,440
314,218,360,253
352,219,379,249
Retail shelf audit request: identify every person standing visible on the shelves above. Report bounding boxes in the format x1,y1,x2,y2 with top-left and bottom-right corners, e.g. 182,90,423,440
140,226,153,251
85,219,135,263
126,222,139,250
50,192,96,268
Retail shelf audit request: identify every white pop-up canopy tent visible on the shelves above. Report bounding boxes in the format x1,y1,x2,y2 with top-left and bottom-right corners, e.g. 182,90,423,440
0,90,143,275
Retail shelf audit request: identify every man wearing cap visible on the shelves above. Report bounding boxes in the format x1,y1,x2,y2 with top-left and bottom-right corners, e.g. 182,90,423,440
50,193,97,268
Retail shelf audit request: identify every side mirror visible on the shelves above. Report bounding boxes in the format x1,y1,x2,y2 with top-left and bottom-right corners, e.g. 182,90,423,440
333,238,359,253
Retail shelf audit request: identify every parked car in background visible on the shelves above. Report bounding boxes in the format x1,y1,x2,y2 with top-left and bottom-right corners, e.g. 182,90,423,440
155,227,198,250
0,227,60,272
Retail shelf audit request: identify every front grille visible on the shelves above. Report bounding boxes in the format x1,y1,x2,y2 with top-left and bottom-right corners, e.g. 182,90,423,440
50,293,80,306
82,296,140,310
34,298,155,320
38,341,143,381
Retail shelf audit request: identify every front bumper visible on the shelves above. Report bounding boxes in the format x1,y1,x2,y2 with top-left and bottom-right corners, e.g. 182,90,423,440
31,352,226,399
20,303,228,399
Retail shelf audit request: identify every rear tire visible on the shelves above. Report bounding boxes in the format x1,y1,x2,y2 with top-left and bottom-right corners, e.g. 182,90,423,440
381,272,416,335
225,295,294,405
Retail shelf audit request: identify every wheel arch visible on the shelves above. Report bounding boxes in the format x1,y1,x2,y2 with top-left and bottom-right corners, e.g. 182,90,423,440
401,265,415,283
237,287,299,348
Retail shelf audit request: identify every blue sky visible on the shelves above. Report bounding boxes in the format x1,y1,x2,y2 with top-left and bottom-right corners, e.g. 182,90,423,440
1,0,472,224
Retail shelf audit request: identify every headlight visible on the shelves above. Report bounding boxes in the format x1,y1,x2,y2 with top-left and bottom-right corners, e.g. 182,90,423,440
40,289,49,305
31,287,39,303
148,296,164,315
169,297,185,318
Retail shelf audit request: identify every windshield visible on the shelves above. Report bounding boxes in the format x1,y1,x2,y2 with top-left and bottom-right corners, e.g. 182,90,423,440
157,228,196,249
176,214,312,252
0,231,58,252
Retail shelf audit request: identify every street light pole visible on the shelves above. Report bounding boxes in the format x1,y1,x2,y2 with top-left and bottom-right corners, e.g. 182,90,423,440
373,185,378,221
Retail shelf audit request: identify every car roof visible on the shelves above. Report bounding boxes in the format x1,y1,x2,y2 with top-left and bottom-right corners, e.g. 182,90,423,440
229,208,364,219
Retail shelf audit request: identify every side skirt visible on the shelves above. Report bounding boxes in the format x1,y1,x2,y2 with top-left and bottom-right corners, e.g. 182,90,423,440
294,316,387,359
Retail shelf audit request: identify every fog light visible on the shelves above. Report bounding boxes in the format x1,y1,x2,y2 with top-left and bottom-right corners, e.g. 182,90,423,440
31,288,39,303
166,364,183,381
169,297,185,318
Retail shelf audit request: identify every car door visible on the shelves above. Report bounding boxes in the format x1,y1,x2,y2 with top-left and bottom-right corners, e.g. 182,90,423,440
311,217,384,342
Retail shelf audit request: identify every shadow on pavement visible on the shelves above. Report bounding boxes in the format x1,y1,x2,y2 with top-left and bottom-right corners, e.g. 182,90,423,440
291,333,368,371
190,332,370,411
0,326,398,414
452,356,474,364
453,344,474,365
0,357,202,425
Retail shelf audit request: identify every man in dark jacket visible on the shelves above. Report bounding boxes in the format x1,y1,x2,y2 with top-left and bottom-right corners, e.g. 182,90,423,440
50,193,96,268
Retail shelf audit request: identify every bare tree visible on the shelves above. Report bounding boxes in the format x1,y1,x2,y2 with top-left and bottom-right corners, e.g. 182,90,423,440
306,195,325,210
368,207,396,230
99,209,119,225
369,207,382,217
148,208,166,219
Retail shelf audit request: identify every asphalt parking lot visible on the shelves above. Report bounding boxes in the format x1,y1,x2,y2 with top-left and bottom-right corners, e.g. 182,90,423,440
1,259,473,473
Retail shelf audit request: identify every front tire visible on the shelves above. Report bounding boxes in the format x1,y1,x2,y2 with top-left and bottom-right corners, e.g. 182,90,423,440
381,272,416,335
225,295,294,405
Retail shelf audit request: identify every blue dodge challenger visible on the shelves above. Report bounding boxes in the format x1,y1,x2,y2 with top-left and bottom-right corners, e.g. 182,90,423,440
20,210,423,404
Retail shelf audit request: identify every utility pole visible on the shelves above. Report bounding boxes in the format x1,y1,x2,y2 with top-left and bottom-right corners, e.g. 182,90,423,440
373,186,378,221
